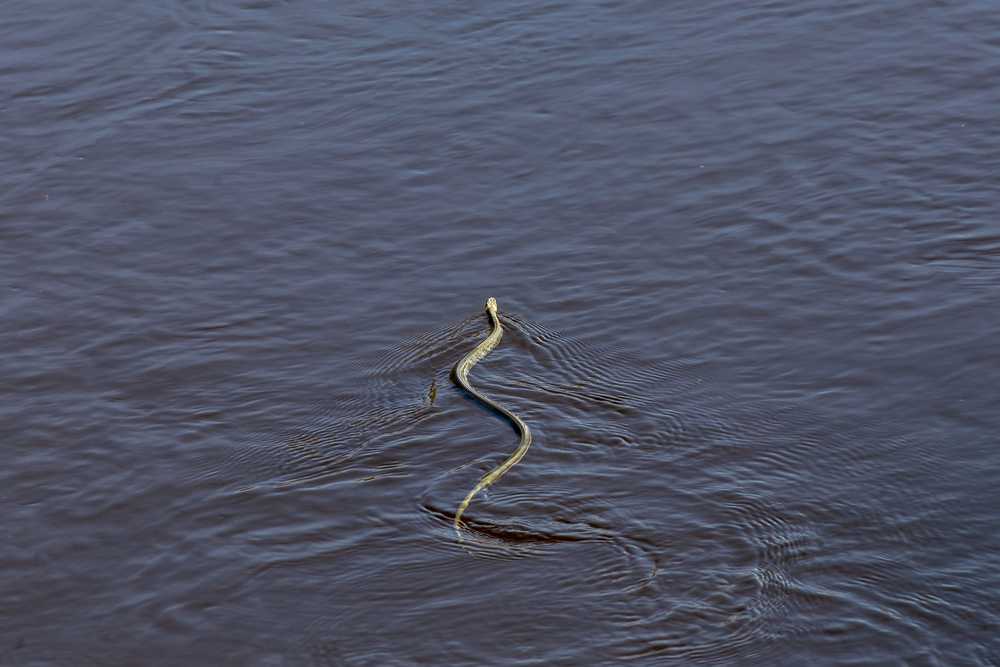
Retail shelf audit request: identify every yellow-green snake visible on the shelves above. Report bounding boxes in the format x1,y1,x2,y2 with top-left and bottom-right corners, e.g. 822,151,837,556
452,297,532,536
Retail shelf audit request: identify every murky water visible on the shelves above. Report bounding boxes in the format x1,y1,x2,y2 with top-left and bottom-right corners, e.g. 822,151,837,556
3,1,999,665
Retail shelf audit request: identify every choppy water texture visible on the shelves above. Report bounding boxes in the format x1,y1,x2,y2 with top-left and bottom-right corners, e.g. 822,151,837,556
3,1,1000,665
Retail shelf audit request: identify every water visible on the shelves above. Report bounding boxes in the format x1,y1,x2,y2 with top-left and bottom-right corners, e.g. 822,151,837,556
3,1,999,664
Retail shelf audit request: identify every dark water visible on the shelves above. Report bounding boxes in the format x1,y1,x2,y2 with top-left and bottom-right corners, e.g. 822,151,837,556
3,1,999,665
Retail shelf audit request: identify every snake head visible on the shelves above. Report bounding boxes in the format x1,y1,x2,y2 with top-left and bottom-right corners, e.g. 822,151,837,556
485,297,498,314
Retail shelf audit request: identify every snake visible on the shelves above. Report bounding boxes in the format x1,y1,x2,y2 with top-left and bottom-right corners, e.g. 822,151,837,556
452,297,533,537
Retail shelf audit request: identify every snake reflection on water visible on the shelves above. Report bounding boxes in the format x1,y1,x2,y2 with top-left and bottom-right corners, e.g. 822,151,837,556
452,297,533,537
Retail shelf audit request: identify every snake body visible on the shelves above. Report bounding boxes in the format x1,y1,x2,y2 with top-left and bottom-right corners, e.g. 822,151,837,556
452,297,532,534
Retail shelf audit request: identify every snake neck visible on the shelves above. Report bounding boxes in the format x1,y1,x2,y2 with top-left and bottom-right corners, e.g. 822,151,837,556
454,310,503,386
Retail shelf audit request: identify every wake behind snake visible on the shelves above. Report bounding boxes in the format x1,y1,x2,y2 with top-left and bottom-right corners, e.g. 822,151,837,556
452,297,533,538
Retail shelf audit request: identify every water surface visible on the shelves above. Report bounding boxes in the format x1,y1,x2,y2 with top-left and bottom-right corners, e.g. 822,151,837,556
2,1,999,665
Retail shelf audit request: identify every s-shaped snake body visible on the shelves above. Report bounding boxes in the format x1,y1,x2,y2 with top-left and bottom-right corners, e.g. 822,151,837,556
452,297,532,536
